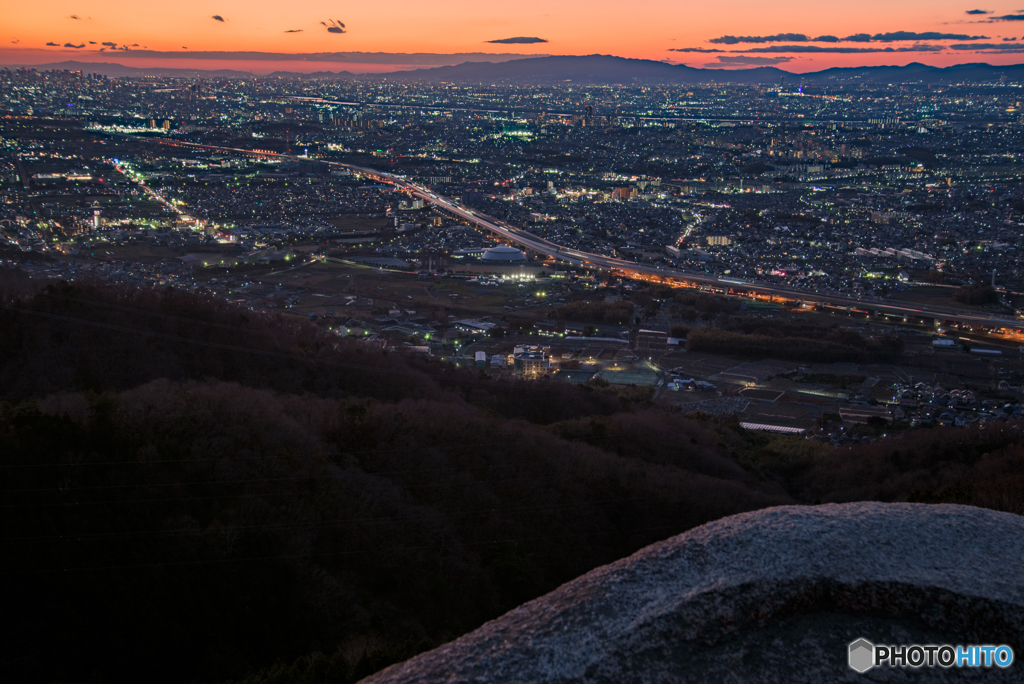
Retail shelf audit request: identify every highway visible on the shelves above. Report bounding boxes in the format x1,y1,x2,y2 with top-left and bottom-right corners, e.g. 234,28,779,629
143,137,1024,335
367,167,1023,333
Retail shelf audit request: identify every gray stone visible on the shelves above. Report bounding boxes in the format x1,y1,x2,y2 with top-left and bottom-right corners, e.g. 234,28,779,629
361,503,1024,683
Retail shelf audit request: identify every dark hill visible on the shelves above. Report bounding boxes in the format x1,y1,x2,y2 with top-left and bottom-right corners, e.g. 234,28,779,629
0,281,787,683
387,54,786,85
12,57,1024,84
803,61,1024,84
385,56,1024,85
2,278,1023,684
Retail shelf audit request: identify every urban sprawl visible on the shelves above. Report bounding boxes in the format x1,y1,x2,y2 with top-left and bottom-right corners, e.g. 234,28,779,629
4,66,1024,443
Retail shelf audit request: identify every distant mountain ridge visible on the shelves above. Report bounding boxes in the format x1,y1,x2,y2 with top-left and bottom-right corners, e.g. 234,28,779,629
6,55,1024,84
392,54,783,84
386,54,1024,84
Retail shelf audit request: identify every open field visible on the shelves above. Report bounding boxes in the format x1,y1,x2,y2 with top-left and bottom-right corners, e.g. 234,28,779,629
220,258,558,319
600,365,661,386
899,285,1010,313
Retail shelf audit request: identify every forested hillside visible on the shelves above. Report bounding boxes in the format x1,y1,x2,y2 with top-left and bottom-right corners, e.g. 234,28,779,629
1,280,1021,684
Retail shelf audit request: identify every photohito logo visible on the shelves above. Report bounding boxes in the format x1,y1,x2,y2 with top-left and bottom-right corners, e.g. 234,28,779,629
848,639,874,673
848,639,1014,672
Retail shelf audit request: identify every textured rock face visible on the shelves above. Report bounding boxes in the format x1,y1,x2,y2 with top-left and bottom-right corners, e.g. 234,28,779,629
361,503,1024,683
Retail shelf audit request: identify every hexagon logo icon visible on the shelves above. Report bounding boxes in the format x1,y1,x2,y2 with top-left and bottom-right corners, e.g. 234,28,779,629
849,638,875,673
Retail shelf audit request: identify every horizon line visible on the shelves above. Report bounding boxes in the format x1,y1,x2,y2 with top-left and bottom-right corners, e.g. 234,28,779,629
3,53,1024,77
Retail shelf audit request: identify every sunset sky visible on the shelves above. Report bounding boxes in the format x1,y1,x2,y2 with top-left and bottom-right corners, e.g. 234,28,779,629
6,1,1024,73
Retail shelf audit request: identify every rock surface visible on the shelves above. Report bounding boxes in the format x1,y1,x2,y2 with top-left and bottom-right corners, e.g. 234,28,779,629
361,503,1024,683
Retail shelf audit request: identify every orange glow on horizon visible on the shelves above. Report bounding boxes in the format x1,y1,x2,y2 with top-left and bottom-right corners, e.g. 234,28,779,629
4,0,1024,73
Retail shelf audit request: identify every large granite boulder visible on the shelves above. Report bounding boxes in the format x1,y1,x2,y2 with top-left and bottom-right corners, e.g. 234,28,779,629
362,503,1024,683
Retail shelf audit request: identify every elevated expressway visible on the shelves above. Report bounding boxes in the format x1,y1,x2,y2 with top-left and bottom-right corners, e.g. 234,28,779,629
147,138,1024,338
354,166,1022,337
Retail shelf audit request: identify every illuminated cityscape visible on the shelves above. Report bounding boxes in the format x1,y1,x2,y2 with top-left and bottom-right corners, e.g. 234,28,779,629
4,22,1024,684
4,67,1024,435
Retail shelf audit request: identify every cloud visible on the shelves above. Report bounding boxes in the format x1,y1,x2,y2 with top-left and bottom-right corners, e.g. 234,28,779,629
966,9,992,14
11,39,19,44
867,31,987,40
284,29,303,33
45,42,59,46
710,33,811,44
486,36,549,44
708,31,987,44
64,43,85,48
68,14,82,20
672,44,944,54
88,41,96,44
212,15,225,22
950,41,1024,49
715,55,794,65
102,41,117,47
744,44,946,53
1004,36,1019,40
989,14,1024,20
322,19,346,34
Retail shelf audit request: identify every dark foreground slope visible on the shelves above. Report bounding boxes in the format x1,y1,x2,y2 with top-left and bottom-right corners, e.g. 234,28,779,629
0,282,787,683
364,503,1024,684
1,280,1023,684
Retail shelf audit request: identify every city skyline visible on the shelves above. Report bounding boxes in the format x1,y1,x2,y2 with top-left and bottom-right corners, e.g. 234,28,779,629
5,21,1024,684
8,1,1024,73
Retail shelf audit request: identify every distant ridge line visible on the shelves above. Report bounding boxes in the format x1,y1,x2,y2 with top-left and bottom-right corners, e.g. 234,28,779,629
4,56,1024,84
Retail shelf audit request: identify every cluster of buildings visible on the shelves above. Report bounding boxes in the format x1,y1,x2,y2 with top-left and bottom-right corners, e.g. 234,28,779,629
2,69,1024,430
5,69,1024,304
894,381,1023,427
